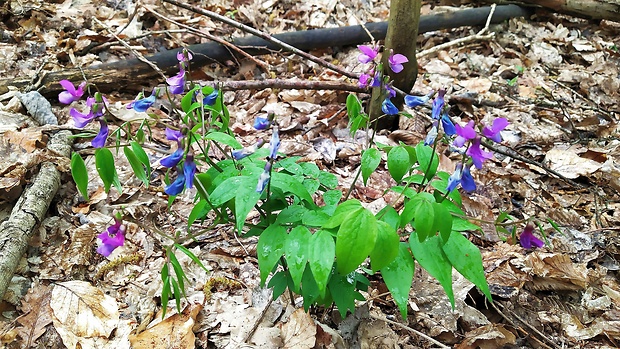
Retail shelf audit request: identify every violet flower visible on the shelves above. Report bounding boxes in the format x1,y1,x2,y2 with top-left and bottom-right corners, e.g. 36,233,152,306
482,118,509,143
385,85,396,98
381,98,399,116
446,163,463,192
359,73,372,88
59,80,86,104
127,91,157,112
203,90,219,106
388,50,408,73
256,171,270,193
97,218,126,257
461,163,476,191
453,121,477,148
165,167,186,196
431,89,446,120
404,94,430,108
165,128,183,143
91,119,109,148
357,45,379,64
520,224,544,249
466,138,493,169
167,69,186,95
254,116,271,130
183,153,197,189
177,50,193,68
70,96,104,128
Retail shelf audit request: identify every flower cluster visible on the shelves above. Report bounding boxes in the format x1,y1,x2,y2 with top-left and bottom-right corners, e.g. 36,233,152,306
160,128,197,196
97,217,126,257
406,89,509,193
59,81,111,149
356,45,409,116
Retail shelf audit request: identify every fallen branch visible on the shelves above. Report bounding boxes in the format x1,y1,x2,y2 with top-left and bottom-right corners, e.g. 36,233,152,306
0,5,531,95
487,0,620,22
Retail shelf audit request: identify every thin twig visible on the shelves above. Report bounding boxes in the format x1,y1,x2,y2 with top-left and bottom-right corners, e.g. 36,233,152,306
493,302,561,349
417,4,497,59
369,313,450,349
162,0,358,79
242,296,274,343
92,17,169,83
203,78,365,93
143,5,270,72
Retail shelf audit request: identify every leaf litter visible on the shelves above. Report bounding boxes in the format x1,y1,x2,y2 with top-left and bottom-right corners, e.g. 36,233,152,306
0,0,619,348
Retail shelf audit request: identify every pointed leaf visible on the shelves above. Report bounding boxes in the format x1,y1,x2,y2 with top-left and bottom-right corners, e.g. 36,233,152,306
257,225,287,285
387,146,410,183
308,230,335,297
361,148,381,185
336,208,378,275
130,141,151,177
370,221,400,272
413,200,434,242
205,131,242,149
323,199,363,229
123,146,149,186
410,232,454,308
442,232,492,302
415,142,439,180
285,226,311,289
382,243,415,318
95,148,121,193
70,152,89,200
433,202,453,243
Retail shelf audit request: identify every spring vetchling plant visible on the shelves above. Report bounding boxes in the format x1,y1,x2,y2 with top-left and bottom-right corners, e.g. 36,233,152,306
66,47,546,319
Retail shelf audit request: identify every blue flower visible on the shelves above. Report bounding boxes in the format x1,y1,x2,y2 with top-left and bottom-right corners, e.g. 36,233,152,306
165,128,184,143
183,153,196,189
160,148,184,168
165,168,186,196
256,170,271,193
461,164,476,191
381,98,399,115
441,113,456,136
446,163,463,192
254,116,271,130
96,218,125,257
424,121,438,146
431,89,446,120
232,139,265,160
404,94,429,108
128,92,156,112
269,128,280,160
203,90,219,106
91,119,109,148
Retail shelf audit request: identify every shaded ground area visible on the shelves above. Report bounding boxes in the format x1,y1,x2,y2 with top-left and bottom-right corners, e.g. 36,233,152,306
0,0,619,348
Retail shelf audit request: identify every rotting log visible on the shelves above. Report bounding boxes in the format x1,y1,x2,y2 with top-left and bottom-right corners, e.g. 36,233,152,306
0,130,72,301
488,0,620,21
0,5,531,96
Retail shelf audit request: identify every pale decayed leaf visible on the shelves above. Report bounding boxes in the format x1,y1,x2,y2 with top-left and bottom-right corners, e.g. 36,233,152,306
280,308,316,349
50,281,119,348
129,304,202,349
16,283,54,346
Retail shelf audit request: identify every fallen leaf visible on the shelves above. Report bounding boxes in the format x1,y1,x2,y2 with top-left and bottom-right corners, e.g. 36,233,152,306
280,308,316,349
15,283,54,346
129,304,202,349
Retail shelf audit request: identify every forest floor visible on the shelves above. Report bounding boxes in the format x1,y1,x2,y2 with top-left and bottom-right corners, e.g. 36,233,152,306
0,0,619,348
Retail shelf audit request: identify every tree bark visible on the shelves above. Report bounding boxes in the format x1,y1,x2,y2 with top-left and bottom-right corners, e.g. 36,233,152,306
489,0,620,21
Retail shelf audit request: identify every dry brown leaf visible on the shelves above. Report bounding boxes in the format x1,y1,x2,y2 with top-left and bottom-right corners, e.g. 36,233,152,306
525,252,589,290
15,283,54,347
456,324,516,349
50,281,119,349
4,129,48,153
129,304,202,349
544,144,603,179
280,308,316,349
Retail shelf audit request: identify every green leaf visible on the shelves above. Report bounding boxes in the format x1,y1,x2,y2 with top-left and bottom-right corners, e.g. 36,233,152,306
381,243,415,318
174,244,209,272
452,218,482,232
130,141,151,177
299,162,320,178
301,265,321,311
285,226,311,289
234,177,262,232
328,271,361,318
188,200,210,229
267,271,289,300
336,208,378,275
271,172,314,204
302,210,330,227
318,171,338,189
370,221,400,272
410,232,454,308
442,232,492,302
413,199,435,242
168,252,186,297
161,264,171,318
387,146,410,183
205,131,242,149
70,152,89,200
349,113,369,135
323,199,363,229
308,229,335,297
415,142,439,180
377,205,400,231
346,93,361,120
210,176,246,206
194,173,212,201
123,146,149,186
257,225,287,284
95,148,121,194
170,278,182,313
323,190,342,207
361,148,381,185
275,206,307,224
433,203,453,243
181,86,200,113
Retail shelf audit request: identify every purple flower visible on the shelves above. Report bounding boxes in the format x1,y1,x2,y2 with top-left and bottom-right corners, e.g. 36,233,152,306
97,218,126,257
183,153,196,189
176,50,193,62
388,51,409,73
431,89,446,120
520,224,544,249
70,97,104,128
482,118,509,143
165,167,186,196
425,121,439,146
165,128,184,143
446,163,463,192
91,119,109,148
381,98,399,115
466,138,493,169
254,116,271,130
269,128,280,160
167,69,186,94
59,80,86,104
385,85,396,98
359,73,372,88
127,92,156,112
441,113,456,136
453,121,477,148
160,148,184,168
256,170,271,193
461,164,476,191
404,94,430,108
357,45,379,64
203,90,219,106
